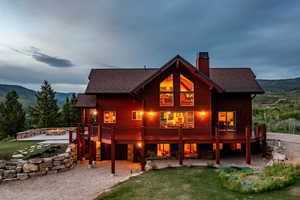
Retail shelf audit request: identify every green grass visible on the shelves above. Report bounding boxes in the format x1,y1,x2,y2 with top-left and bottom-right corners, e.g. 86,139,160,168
97,167,300,200
0,139,39,160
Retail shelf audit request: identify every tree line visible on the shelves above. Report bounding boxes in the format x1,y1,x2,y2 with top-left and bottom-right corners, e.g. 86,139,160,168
0,80,81,139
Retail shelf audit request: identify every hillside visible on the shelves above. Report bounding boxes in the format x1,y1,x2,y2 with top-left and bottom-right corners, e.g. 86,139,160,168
0,84,73,108
258,77,300,91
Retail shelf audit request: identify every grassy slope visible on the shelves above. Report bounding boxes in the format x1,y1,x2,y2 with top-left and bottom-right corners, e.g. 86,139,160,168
0,140,39,160
98,167,300,200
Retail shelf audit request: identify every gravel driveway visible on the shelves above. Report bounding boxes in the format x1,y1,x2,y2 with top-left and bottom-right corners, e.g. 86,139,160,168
0,161,141,200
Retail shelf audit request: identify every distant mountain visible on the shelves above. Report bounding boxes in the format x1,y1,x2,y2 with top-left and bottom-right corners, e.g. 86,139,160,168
258,77,300,92
0,84,74,108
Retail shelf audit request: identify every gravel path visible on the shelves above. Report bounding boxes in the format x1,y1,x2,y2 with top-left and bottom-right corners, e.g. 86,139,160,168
268,132,300,144
0,161,141,200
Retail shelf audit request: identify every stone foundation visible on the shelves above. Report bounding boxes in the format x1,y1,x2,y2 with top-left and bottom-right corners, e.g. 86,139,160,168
0,144,76,184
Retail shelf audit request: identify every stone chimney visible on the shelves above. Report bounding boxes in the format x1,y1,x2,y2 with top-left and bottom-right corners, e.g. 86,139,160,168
196,52,209,77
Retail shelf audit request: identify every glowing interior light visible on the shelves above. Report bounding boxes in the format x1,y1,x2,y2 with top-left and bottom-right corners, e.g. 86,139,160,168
137,142,142,148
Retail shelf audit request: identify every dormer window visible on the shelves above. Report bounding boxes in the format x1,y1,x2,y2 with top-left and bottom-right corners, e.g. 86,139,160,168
180,75,194,106
160,74,173,106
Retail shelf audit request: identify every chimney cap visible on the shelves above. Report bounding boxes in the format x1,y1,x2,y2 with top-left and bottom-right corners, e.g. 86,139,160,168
198,52,209,59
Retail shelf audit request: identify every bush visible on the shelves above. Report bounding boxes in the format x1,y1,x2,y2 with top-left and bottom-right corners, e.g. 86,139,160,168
218,164,300,193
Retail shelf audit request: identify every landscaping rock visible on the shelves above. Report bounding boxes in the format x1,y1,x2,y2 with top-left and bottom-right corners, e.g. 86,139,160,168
47,170,58,175
40,161,53,170
5,165,17,170
0,160,6,169
53,160,62,166
12,154,24,159
23,163,38,173
17,173,28,180
16,166,23,173
53,155,65,161
3,170,17,179
29,158,43,164
273,152,287,161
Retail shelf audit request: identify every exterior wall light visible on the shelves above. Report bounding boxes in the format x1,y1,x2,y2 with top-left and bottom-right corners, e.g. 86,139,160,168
198,111,207,117
93,110,98,115
137,142,143,148
147,111,155,117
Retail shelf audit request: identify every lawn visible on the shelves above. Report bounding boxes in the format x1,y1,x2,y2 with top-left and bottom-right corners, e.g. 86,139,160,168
0,140,39,160
98,167,300,200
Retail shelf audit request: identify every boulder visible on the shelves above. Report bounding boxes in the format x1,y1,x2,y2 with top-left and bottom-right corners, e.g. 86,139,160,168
12,154,24,159
0,169,4,176
29,158,43,164
53,161,62,166
53,154,66,161
17,173,28,180
0,160,6,169
40,161,53,170
3,170,17,179
5,165,17,170
23,163,38,173
272,152,287,161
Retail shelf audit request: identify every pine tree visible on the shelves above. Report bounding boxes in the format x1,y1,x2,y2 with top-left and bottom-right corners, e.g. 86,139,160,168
60,97,72,126
29,80,59,128
69,93,81,125
0,91,25,139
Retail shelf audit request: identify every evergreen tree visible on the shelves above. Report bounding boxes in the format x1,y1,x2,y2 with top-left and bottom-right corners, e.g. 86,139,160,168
0,91,25,139
60,97,72,126
69,93,81,125
29,80,59,128
59,93,81,127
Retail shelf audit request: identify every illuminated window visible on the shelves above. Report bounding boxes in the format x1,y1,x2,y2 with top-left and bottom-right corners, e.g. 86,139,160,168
132,111,143,120
157,144,170,157
218,111,236,131
160,74,173,106
160,111,194,128
184,144,197,157
104,111,116,123
180,75,194,106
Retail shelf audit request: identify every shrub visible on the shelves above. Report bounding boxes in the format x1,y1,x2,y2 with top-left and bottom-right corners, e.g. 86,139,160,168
218,164,300,193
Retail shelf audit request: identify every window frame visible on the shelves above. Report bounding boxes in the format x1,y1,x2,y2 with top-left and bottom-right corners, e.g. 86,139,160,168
179,74,194,106
103,111,116,124
159,111,194,129
159,74,174,107
132,111,143,120
217,111,237,131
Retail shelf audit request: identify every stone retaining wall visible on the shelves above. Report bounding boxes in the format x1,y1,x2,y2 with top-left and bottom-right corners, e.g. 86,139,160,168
0,144,76,183
16,127,76,140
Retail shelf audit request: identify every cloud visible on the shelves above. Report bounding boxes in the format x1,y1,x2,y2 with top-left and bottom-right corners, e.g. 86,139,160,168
7,46,74,68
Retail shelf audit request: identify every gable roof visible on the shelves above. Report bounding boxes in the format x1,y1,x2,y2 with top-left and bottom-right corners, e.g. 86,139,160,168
85,55,264,94
210,68,264,93
74,94,96,108
131,55,224,94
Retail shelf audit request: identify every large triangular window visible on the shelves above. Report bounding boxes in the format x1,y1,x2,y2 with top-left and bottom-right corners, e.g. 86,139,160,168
180,75,194,106
160,74,173,106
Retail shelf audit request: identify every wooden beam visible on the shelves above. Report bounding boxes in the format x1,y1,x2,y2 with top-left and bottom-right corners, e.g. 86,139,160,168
246,127,251,164
76,125,81,161
141,141,145,171
111,126,116,174
215,127,220,165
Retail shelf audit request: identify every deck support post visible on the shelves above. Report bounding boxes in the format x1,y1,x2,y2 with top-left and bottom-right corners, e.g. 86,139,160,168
215,127,220,165
87,109,91,124
76,125,81,161
88,124,93,166
246,127,251,164
178,126,183,165
111,127,116,174
68,130,73,144
81,109,86,126
140,126,145,171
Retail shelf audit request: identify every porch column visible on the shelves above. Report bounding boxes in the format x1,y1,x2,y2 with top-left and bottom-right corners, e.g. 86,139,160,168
262,125,267,155
246,127,251,164
81,109,86,125
215,127,220,165
178,126,183,165
88,124,93,166
111,127,116,174
140,126,145,171
87,109,91,124
96,107,101,125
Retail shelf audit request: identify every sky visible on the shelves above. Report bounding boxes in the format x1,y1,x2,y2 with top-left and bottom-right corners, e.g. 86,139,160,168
0,0,300,93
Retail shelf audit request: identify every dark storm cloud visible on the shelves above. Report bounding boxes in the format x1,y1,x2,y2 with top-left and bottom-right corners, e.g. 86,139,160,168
32,51,74,67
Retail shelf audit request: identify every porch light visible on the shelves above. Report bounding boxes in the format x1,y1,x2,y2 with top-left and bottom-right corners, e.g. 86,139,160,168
147,111,155,117
199,111,207,117
137,142,143,148
93,110,98,115
139,111,144,115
